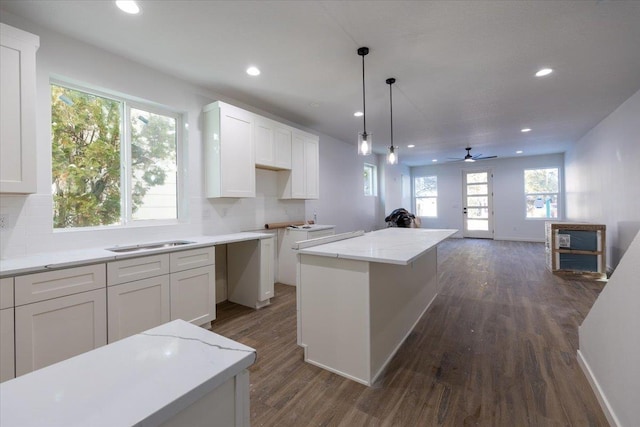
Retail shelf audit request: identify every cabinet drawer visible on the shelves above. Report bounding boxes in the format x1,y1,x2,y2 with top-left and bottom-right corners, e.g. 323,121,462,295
15,264,106,306
170,247,215,272
107,254,170,286
0,277,13,310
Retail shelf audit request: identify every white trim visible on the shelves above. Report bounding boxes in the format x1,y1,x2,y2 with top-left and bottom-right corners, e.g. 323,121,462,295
577,349,619,427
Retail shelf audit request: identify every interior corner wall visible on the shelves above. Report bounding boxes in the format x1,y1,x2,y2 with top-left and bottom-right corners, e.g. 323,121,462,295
565,88,640,269
306,139,383,234
411,154,564,241
380,161,412,225
567,88,640,427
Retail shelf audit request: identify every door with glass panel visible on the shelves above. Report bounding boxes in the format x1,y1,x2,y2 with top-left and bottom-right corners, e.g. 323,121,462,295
463,170,493,238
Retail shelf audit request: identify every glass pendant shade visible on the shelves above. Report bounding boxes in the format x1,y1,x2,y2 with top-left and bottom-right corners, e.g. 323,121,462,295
358,131,372,156
387,146,398,165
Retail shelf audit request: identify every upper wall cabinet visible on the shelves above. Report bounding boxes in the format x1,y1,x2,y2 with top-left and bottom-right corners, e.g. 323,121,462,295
254,116,292,170
278,131,319,200
203,101,256,198
0,24,39,194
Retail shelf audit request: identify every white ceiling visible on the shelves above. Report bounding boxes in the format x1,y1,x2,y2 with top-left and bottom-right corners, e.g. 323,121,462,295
2,0,640,166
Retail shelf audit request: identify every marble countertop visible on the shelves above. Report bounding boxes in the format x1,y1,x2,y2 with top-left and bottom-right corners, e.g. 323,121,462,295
0,319,256,427
0,232,272,277
297,228,457,265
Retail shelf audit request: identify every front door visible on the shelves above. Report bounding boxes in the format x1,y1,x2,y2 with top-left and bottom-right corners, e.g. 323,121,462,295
463,170,493,239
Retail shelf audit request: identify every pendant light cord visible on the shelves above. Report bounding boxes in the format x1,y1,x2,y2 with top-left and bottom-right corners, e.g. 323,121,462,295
389,80,393,148
362,53,367,134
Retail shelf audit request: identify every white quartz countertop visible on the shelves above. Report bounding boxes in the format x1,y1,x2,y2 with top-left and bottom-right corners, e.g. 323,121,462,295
297,228,457,265
0,232,272,277
0,319,256,427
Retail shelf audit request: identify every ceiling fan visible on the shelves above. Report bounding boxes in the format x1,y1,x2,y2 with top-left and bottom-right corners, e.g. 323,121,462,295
448,147,497,163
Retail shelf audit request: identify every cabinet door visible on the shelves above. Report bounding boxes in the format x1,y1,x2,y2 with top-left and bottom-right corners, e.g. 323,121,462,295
15,288,107,376
254,118,275,168
0,24,39,194
170,265,215,326
290,133,306,199
0,307,14,382
107,275,170,343
259,237,275,301
204,101,255,198
274,125,292,170
304,136,319,199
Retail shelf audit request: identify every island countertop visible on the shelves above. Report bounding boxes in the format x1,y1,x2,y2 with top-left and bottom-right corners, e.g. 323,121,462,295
0,319,256,427
297,228,457,265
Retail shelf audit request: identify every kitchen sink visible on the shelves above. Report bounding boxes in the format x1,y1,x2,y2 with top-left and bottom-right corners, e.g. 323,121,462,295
106,240,195,253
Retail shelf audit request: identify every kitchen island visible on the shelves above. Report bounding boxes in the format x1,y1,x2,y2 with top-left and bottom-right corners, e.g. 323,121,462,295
296,228,456,386
0,319,256,427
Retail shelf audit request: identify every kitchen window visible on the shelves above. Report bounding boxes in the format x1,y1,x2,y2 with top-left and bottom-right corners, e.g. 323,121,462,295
414,175,437,217
364,163,377,196
51,82,183,229
524,167,559,219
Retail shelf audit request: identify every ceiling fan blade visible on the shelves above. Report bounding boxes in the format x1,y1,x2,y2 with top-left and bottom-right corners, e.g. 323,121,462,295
477,155,498,160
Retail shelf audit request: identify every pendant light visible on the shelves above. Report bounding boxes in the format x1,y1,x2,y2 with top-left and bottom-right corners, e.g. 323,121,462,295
386,78,398,165
357,47,372,155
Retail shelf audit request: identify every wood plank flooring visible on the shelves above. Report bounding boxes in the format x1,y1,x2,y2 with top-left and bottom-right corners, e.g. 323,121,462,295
210,239,609,426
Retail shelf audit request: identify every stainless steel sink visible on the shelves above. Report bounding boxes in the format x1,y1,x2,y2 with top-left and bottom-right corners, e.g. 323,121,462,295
106,240,195,253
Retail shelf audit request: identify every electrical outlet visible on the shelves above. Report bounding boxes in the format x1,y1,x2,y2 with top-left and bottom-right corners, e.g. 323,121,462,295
0,214,6,230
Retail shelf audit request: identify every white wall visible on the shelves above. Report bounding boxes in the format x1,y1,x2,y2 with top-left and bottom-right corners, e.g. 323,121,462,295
565,89,640,268
0,14,378,258
380,161,412,224
411,154,565,241
568,89,640,427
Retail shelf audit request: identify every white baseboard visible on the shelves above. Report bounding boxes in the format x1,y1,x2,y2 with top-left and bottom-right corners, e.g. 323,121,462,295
494,236,545,243
576,349,619,427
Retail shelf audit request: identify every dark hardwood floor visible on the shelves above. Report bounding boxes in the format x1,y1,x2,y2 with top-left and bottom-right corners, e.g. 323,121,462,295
210,239,608,426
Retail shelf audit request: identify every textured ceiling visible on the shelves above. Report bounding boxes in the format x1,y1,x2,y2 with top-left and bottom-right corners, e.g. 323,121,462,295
2,0,640,165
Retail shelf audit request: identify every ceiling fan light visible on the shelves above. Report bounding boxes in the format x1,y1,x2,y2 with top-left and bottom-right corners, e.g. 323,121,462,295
464,158,475,163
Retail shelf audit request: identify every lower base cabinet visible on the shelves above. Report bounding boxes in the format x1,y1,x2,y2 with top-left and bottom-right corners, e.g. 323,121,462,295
15,288,107,376
170,265,216,326
0,307,15,382
107,275,170,343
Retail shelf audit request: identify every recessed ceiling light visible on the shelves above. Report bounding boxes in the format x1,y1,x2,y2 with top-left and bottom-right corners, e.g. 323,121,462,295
354,111,364,117
115,0,140,14
246,66,261,76
521,128,532,133
407,144,415,148
516,150,523,154
432,159,438,162
535,68,553,77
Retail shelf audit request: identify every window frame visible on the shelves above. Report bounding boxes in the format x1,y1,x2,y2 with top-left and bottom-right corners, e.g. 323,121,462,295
414,175,438,218
51,79,187,231
364,163,377,197
524,167,561,220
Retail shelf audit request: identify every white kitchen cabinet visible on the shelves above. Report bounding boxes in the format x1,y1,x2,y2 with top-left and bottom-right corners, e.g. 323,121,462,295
170,265,216,326
227,237,274,309
255,116,292,170
0,24,39,194
170,246,215,272
15,288,107,376
107,275,170,343
278,130,319,199
278,227,335,286
203,101,255,198
0,277,15,382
